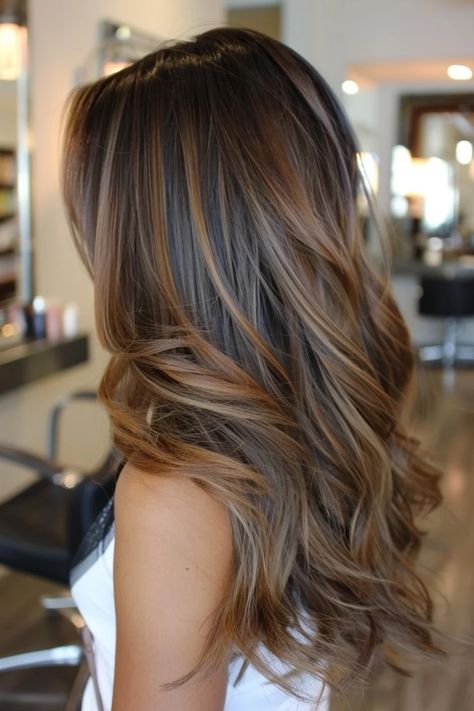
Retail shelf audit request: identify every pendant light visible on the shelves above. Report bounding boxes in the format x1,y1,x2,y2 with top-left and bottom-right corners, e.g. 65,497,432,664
0,0,26,80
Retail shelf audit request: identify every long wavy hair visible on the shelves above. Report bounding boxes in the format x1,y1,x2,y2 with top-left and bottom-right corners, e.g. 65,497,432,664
61,26,443,703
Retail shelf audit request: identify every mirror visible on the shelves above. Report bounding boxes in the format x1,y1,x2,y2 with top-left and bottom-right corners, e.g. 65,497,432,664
341,58,474,269
0,0,32,311
76,19,162,85
0,77,17,302
392,92,474,263
0,10,161,325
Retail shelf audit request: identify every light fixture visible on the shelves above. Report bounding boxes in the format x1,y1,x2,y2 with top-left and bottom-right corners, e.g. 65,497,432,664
391,144,412,198
423,157,454,232
404,157,430,198
115,25,131,41
342,79,359,95
0,1,26,80
447,64,473,81
456,140,473,165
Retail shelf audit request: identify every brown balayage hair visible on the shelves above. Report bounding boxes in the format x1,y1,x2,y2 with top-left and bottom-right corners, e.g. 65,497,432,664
61,26,443,703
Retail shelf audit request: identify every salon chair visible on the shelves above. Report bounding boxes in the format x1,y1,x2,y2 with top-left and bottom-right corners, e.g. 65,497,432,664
0,390,122,707
417,270,474,368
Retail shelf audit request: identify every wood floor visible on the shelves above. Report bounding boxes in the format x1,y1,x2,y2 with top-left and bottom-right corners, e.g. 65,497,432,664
0,573,77,709
0,367,473,710
331,367,474,711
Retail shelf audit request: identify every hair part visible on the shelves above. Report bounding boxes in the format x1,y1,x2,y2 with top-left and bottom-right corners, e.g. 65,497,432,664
61,26,443,702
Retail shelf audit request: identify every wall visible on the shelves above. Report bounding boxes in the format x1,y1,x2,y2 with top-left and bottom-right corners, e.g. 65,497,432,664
0,83,16,146
227,6,280,39
0,0,224,502
283,0,474,95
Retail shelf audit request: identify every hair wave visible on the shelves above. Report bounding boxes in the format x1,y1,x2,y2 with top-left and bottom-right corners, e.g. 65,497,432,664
61,26,443,702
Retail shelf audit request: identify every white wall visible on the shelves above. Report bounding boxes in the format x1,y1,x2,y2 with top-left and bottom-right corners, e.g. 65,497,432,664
283,0,474,93
0,0,224,501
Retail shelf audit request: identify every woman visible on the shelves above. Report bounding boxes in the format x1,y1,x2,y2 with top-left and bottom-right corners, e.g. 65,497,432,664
61,26,442,711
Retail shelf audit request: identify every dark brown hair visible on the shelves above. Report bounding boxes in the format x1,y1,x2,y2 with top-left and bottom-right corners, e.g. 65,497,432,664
61,26,443,703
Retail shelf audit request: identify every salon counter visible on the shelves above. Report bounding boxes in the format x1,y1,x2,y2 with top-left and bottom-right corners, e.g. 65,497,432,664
0,333,89,395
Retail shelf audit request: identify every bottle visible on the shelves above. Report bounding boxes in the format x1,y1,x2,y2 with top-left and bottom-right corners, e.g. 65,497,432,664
62,302,79,338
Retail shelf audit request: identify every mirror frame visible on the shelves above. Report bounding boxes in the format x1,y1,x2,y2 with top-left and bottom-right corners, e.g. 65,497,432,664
16,38,33,304
398,92,474,157
0,0,32,306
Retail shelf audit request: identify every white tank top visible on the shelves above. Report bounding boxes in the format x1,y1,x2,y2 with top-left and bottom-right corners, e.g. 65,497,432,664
70,497,329,711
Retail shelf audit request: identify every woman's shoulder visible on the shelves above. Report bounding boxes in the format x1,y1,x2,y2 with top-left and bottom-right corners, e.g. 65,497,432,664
114,459,234,573
111,461,235,707
114,462,229,530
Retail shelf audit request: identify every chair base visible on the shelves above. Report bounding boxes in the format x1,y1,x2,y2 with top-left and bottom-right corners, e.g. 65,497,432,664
417,316,474,368
0,644,83,672
418,343,474,368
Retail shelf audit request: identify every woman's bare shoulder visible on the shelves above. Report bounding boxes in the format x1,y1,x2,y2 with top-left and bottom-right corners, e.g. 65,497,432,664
114,458,234,567
111,459,234,710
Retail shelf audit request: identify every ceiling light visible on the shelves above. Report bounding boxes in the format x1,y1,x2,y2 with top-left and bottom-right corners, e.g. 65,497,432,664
447,64,473,80
342,80,359,95
115,25,131,40
0,1,26,81
0,22,25,80
456,140,473,165
404,158,430,198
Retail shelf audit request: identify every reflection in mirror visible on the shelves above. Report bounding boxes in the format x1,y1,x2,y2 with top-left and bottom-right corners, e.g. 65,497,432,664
0,0,31,317
392,93,474,264
99,20,161,76
0,78,17,302
77,19,162,84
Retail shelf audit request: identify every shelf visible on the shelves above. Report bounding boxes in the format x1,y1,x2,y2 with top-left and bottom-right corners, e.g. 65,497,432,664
0,279,16,302
0,333,90,396
0,214,15,224
0,247,16,257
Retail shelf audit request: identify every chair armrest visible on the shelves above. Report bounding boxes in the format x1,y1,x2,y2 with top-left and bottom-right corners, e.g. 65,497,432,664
41,595,77,611
47,390,97,460
0,444,85,487
40,595,85,635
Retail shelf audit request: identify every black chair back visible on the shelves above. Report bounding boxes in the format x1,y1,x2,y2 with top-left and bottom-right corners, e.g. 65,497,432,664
0,446,124,585
67,450,124,558
419,273,474,318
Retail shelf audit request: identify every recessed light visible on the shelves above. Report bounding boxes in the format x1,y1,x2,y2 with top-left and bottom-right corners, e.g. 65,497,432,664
447,64,473,80
115,25,131,40
456,140,473,165
342,80,359,95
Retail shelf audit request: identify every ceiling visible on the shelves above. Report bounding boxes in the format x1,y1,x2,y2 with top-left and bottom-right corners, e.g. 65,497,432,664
348,57,474,88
